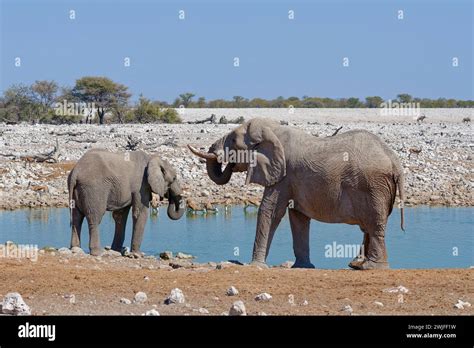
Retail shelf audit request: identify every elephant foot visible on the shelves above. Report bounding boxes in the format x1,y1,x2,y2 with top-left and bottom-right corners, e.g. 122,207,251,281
292,260,315,269
350,258,389,270
129,251,144,259
90,248,103,257
111,244,122,253
249,260,269,269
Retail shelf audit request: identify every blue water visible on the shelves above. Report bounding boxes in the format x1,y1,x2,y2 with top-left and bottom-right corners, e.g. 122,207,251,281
0,206,472,269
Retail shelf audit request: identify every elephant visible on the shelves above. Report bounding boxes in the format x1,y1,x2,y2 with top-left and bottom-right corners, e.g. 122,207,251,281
188,118,405,270
67,149,186,256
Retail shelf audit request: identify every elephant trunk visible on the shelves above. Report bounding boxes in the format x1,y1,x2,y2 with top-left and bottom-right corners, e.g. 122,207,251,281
205,158,234,185
166,189,185,220
188,142,234,185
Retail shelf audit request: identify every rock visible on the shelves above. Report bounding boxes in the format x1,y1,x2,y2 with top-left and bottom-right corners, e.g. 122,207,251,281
143,276,150,281
226,286,239,296
176,252,194,259
134,292,147,304
121,247,130,257
159,251,173,260
145,309,160,316
169,260,192,269
302,300,309,306
71,247,85,255
257,312,268,316
229,301,247,316
103,249,121,257
201,190,210,197
198,308,209,314
279,261,294,268
454,300,471,309
384,285,409,294
341,305,353,314
165,288,185,304
2,293,31,315
255,293,272,302
374,301,384,307
58,247,72,255
120,298,132,305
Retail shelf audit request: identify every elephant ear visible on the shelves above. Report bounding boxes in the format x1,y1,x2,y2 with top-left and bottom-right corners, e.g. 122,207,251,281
245,121,286,186
147,157,166,197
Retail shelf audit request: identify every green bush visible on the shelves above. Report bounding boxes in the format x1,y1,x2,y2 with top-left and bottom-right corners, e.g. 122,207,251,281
130,96,182,123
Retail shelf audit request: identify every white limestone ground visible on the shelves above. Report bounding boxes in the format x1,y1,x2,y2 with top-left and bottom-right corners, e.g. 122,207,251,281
0,108,472,209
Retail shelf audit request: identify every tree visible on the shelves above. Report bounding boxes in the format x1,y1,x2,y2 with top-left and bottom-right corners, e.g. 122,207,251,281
71,77,130,124
365,96,384,108
248,98,270,108
31,80,58,114
178,92,195,107
196,97,206,108
397,94,413,104
1,84,39,122
232,96,248,108
346,97,363,108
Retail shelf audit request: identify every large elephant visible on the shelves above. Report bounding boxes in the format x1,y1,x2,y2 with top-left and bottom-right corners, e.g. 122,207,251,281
188,118,405,270
67,149,185,256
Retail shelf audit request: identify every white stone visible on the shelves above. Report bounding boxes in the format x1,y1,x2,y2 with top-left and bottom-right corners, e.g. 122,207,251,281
198,308,209,314
165,288,185,304
120,298,132,305
71,247,85,254
145,309,160,316
384,285,409,293
454,300,471,309
255,292,272,302
176,252,193,259
103,249,121,257
226,286,239,296
134,292,147,303
374,301,384,307
2,293,31,315
229,301,247,316
58,247,72,255
341,305,353,314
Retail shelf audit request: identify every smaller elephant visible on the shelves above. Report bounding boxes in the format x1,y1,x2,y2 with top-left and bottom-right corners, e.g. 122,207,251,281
67,149,185,256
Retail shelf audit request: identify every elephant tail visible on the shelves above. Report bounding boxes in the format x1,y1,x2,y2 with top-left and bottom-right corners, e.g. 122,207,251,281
396,173,405,231
67,171,77,227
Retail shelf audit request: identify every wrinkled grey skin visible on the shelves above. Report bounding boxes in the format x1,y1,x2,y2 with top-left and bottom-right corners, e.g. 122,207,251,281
189,118,405,270
67,149,185,256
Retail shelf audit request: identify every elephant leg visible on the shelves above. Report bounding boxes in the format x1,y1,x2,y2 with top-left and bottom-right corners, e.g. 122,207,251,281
111,206,131,252
355,223,389,270
251,187,287,267
288,209,314,268
86,211,105,256
87,222,103,256
131,207,148,255
70,208,84,248
348,230,370,269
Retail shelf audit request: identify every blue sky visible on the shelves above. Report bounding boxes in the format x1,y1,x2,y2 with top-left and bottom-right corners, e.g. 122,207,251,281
1,0,472,101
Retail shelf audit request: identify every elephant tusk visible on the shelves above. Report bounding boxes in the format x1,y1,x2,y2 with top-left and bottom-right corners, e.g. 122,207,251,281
187,144,218,160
